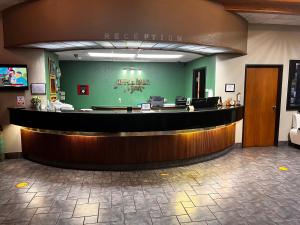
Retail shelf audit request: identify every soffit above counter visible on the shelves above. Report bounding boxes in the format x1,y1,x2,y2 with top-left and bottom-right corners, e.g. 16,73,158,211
2,0,248,55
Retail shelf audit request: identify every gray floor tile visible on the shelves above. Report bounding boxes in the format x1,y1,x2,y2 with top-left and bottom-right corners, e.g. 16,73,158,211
124,211,152,225
0,147,299,225
30,213,60,225
73,203,99,217
189,195,216,207
151,216,180,225
186,206,216,222
160,202,187,216
57,217,84,225
98,207,124,223
4,208,36,223
27,196,55,208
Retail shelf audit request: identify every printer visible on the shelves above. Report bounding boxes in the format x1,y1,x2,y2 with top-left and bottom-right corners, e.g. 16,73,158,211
175,96,187,106
149,96,164,108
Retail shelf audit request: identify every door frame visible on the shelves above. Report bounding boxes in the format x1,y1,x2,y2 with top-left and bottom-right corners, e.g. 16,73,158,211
242,64,283,147
192,67,206,98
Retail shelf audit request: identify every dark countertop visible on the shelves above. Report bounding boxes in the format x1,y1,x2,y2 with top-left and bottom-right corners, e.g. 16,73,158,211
9,106,244,132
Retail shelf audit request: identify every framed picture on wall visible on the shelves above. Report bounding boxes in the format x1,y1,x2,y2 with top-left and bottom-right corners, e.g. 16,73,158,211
48,58,56,75
31,83,46,95
50,74,56,95
225,84,235,92
287,60,300,110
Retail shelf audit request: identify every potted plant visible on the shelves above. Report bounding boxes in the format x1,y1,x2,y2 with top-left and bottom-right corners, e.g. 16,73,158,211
31,96,41,110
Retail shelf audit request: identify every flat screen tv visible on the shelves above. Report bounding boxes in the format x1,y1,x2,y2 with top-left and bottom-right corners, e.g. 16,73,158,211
0,64,28,89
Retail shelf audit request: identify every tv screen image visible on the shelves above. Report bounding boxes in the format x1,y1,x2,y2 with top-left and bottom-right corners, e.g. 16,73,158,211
0,65,28,88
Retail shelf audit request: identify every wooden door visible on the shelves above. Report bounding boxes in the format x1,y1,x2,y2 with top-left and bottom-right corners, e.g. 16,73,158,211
192,68,206,98
243,66,282,147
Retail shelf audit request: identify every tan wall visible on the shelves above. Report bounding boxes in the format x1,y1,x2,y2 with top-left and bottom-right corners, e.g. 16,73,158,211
216,24,300,143
0,15,46,153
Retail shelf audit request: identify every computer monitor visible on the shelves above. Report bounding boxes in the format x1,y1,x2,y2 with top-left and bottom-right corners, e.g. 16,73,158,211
149,96,164,108
206,97,219,107
141,103,151,111
191,98,207,109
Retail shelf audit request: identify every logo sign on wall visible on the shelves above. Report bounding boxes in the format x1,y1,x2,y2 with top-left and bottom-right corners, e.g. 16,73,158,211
113,79,150,94
103,32,183,42
77,85,90,95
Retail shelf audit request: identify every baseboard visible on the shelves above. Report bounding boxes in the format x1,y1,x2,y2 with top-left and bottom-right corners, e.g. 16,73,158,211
287,142,300,149
4,152,23,159
231,142,289,148
278,141,289,146
234,143,242,148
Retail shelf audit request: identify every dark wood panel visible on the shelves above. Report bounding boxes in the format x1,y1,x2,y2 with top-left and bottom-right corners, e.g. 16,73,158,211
21,124,236,168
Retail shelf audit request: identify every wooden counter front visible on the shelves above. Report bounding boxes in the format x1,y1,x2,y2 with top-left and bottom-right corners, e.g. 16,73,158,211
21,123,236,170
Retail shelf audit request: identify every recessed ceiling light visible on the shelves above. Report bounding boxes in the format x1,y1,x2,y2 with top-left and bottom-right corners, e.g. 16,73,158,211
112,41,126,48
140,42,157,48
152,43,172,48
64,42,87,47
96,41,114,48
137,54,183,59
200,48,224,54
79,41,98,46
88,52,135,58
163,44,182,49
126,41,142,48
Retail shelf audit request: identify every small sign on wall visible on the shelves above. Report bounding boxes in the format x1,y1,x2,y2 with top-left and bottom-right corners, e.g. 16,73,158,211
31,83,46,95
16,96,25,107
225,84,235,92
77,85,89,95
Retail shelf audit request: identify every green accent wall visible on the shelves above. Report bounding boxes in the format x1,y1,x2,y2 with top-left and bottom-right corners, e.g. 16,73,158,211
184,56,216,98
60,56,216,109
60,61,187,109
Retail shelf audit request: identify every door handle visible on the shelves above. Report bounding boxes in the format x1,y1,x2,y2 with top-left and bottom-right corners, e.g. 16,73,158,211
272,105,277,111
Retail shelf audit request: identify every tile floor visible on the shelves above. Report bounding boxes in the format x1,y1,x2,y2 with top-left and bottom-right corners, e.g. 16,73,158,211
0,146,299,225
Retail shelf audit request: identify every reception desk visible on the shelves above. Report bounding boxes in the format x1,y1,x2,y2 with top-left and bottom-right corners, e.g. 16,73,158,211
9,106,243,170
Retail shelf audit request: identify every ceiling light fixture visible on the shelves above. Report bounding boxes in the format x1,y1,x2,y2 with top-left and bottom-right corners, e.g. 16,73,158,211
88,53,135,58
122,67,143,74
137,54,183,59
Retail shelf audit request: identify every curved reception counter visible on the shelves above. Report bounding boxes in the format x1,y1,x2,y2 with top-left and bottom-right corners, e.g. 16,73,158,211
9,106,244,170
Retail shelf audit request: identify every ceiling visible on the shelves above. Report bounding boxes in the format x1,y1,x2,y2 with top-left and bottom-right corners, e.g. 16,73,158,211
238,12,300,25
0,0,29,12
214,0,300,25
23,40,232,55
56,49,202,63
213,0,300,14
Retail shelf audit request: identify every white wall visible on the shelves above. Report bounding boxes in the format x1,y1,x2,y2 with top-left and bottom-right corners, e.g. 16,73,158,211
0,14,46,153
216,24,300,143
